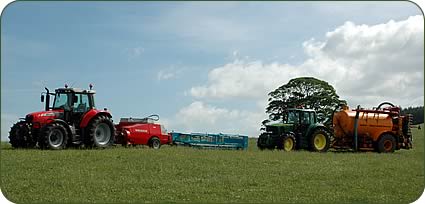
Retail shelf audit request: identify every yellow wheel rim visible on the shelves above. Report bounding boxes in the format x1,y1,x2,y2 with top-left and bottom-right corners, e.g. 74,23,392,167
314,134,326,150
283,138,294,151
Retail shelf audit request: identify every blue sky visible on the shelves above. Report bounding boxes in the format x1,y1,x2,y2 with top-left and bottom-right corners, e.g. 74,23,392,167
1,1,423,139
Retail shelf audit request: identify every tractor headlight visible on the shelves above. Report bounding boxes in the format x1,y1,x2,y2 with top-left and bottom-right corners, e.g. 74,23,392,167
124,130,131,137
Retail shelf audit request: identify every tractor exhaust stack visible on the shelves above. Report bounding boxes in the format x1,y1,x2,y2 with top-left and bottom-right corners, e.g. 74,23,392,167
44,87,50,111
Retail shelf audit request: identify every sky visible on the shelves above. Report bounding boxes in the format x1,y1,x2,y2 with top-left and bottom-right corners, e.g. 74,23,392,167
1,1,423,140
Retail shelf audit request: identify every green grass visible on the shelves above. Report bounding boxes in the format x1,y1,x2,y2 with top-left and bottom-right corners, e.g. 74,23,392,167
1,128,424,203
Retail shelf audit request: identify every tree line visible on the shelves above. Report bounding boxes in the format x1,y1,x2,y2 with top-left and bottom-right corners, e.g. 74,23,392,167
401,106,424,125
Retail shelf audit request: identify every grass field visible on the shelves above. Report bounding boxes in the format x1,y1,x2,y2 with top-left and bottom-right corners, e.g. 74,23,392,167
1,128,424,203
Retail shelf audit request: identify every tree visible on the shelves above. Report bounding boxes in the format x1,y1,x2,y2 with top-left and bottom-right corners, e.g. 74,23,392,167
401,106,424,125
266,77,345,123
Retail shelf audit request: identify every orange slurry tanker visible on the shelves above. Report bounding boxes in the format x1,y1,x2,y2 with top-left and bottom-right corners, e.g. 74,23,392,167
332,102,413,153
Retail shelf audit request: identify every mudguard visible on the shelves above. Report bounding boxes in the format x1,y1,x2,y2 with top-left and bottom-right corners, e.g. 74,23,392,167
79,109,112,128
306,123,329,137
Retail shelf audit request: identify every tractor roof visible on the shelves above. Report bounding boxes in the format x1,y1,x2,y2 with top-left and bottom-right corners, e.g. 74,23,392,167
55,88,96,94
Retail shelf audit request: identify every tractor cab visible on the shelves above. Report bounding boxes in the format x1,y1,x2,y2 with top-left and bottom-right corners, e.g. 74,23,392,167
42,86,96,125
264,109,317,137
257,108,330,152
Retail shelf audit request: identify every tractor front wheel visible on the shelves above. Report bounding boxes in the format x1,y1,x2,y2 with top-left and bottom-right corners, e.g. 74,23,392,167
85,115,115,148
149,137,161,149
377,134,396,153
257,133,269,150
310,128,330,152
39,123,68,150
9,121,35,148
282,135,296,152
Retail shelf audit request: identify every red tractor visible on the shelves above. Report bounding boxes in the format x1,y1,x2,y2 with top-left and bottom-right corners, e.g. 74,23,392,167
9,85,115,150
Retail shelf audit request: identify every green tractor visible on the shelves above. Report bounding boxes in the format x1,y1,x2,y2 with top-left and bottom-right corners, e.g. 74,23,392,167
257,108,331,152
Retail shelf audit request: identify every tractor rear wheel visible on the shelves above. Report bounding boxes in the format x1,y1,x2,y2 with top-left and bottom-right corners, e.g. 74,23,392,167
310,128,330,152
39,123,68,150
282,135,296,152
377,134,396,153
149,137,161,149
9,121,35,148
84,115,115,148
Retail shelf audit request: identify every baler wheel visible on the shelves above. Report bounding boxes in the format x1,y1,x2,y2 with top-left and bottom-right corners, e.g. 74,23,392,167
84,115,115,148
310,128,330,152
149,137,161,149
282,135,296,152
39,123,68,150
377,134,396,153
9,121,34,148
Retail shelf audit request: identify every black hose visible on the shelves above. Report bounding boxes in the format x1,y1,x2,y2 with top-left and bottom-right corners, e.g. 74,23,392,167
377,102,395,110
353,105,360,151
146,114,160,121
330,102,347,127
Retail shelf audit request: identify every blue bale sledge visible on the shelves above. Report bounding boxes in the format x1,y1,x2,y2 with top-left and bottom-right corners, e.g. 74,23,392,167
171,132,249,150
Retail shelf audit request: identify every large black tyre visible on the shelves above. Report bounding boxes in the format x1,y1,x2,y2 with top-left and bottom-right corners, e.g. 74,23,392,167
377,134,396,153
38,123,68,150
257,144,265,150
9,121,35,148
257,133,269,150
84,115,115,148
149,137,161,149
282,135,296,152
257,139,265,150
310,128,330,152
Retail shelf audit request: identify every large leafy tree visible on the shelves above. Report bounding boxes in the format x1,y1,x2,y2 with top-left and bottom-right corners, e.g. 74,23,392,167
266,77,345,123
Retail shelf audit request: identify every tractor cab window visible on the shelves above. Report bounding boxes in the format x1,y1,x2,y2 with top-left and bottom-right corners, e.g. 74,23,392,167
53,93,71,110
310,112,316,124
301,112,310,124
73,94,90,113
286,111,299,124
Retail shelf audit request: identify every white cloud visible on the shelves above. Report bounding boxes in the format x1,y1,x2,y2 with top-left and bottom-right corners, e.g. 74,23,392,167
190,60,301,99
189,15,424,108
125,46,144,59
165,101,266,137
156,67,184,81
157,70,175,81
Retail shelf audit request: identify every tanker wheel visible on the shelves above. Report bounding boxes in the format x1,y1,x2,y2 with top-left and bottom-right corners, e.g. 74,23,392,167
9,121,35,148
377,134,396,153
282,135,296,152
85,115,115,148
149,137,161,149
39,123,68,150
310,128,330,152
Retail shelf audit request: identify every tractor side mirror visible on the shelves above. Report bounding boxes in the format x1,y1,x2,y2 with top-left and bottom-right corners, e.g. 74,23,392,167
41,95,44,103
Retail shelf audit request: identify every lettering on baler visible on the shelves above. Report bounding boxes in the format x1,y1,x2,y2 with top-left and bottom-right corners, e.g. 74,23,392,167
135,129,148,133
